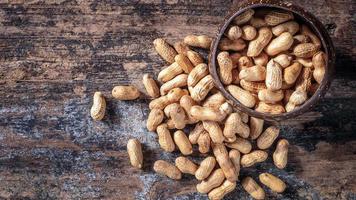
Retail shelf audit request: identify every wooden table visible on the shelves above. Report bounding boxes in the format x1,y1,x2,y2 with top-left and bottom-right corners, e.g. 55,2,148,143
0,0,355,199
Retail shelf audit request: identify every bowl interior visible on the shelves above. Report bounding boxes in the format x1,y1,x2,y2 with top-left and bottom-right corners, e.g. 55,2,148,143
209,3,335,122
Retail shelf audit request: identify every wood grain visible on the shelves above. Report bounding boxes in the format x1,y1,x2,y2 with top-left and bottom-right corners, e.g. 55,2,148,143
0,0,355,199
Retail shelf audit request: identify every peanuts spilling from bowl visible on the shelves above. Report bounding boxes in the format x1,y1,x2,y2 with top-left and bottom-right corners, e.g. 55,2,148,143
89,7,327,200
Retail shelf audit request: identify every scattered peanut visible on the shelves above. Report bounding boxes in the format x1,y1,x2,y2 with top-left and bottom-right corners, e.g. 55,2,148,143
175,156,198,175
143,74,160,98
241,150,268,167
257,126,280,149
242,177,265,200
225,137,252,154
212,143,238,182
112,85,140,100
90,92,106,121
127,138,143,169
146,108,164,131
174,130,193,155
153,38,177,63
259,173,286,193
273,139,289,169
184,35,212,49
196,168,225,194
208,180,236,200
195,156,216,180
153,160,182,180
156,124,175,152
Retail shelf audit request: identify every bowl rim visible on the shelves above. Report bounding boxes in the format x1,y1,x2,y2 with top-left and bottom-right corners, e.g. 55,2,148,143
208,1,336,122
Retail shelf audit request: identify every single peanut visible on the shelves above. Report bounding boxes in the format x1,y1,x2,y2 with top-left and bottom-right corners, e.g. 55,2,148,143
184,35,212,49
127,138,143,169
174,130,193,155
219,38,246,51
164,103,187,129
187,63,209,87
153,38,177,63
160,74,188,95
258,89,284,103
174,41,191,55
265,10,294,26
189,122,204,144
197,131,211,153
153,160,181,180
249,17,267,28
250,117,264,140
242,177,265,200
296,58,313,68
239,65,266,82
241,150,268,167
212,143,237,182
191,75,215,102
272,21,299,36
274,54,293,68
253,51,269,66
241,25,257,41
190,105,225,122
257,126,280,149
175,156,198,175
295,67,312,92
187,50,204,66
266,59,283,91
195,156,216,180
196,168,225,194
180,95,198,124
158,62,183,83
273,139,289,169
259,173,286,193
266,32,294,56
225,137,252,154
255,102,286,114
226,85,256,108
226,26,242,40
202,92,226,110
229,149,241,178
238,56,254,71
90,92,106,121
174,54,194,73
284,62,302,85
234,8,254,25
203,121,224,144
112,85,140,100
293,43,318,58
208,180,236,200
156,124,175,152
285,102,298,112
143,74,160,98
240,80,267,94
247,27,273,57
146,109,164,131
218,51,233,85
301,24,321,48
312,51,327,84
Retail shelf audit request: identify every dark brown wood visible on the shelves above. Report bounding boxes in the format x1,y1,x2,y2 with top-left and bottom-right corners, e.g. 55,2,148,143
0,0,355,199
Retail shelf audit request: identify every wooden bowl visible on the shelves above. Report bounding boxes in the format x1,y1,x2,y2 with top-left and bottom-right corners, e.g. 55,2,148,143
208,0,335,122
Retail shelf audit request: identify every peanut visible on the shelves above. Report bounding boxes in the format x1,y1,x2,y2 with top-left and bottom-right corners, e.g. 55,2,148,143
160,74,188,95
272,21,299,36
225,137,252,154
156,124,175,152
259,173,286,193
312,51,326,84
191,75,214,102
146,109,164,131
153,160,181,180
203,121,224,144
112,85,140,100
233,8,254,25
197,131,211,154
249,17,267,28
285,102,298,112
127,138,143,169
226,85,256,108
253,51,269,66
187,50,204,67
224,113,250,139
293,34,310,43
238,56,254,71
242,177,265,200
274,54,293,68
240,80,267,94
265,10,294,26
255,102,286,114
212,143,238,182
295,67,312,92
158,62,183,83
175,54,194,73
239,65,266,81
143,74,160,98
241,25,257,41
195,156,216,180
258,89,284,103
149,88,187,110
180,95,198,124
90,92,106,121
289,90,307,106
174,41,191,55
265,32,294,56
250,117,264,140
293,43,318,58
301,24,321,48
188,63,209,87
196,168,225,194
173,130,193,155
273,139,289,169
217,51,233,85
247,27,273,57
219,38,246,51
184,35,212,49
257,126,280,149
190,105,225,122
202,92,226,110
164,103,187,129
229,149,241,178
266,59,283,91
284,62,302,85
175,156,198,175
226,26,242,40
241,150,268,167
296,58,313,68
153,38,178,63
208,180,236,200
189,122,204,144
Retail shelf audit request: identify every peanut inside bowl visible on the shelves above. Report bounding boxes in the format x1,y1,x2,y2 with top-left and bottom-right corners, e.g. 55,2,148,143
209,2,335,122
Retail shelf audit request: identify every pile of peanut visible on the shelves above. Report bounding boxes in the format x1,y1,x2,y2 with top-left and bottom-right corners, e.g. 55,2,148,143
89,8,327,200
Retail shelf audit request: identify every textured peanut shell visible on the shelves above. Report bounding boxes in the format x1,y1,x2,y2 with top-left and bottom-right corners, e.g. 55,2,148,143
153,160,181,180
266,60,283,91
188,122,204,144
312,51,327,84
258,89,284,103
153,38,177,63
295,67,312,92
273,139,289,169
289,90,308,106
241,150,268,167
203,121,224,144
257,126,280,149
146,109,164,132
188,63,209,87
175,156,198,175
180,95,198,124
175,54,194,73
284,62,302,85
187,50,204,67
197,131,211,154
90,92,106,121
238,56,253,71
160,74,188,95
112,85,140,100
265,32,294,56
247,27,273,57
229,149,241,178
293,34,311,43
195,156,216,180
217,51,233,85
158,62,183,83
242,177,265,200
143,74,160,98
208,180,236,200
226,85,256,108
274,54,293,68
212,143,237,182
296,58,313,68
202,92,226,110
190,105,224,122
255,102,286,114
293,43,318,58
253,51,269,66
272,21,299,36
240,80,267,94
165,103,187,129
249,17,267,28
259,173,287,193
250,117,264,140
301,24,321,48
265,10,294,26
191,75,214,102
156,124,175,152
184,35,212,49
196,168,225,194
173,41,191,55
233,8,254,25
219,38,246,51
239,65,266,82
226,26,242,40
241,25,257,41
127,138,143,169
173,130,193,155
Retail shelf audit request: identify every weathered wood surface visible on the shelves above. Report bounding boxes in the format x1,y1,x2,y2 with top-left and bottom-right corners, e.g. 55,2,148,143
0,0,355,199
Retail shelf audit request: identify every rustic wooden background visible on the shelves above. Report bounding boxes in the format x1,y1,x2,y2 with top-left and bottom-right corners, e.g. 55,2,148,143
0,0,355,199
